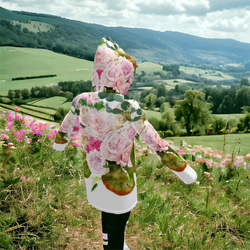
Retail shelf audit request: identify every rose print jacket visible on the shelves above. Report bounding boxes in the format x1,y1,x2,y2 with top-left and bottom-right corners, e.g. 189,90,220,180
53,36,196,214
53,92,196,214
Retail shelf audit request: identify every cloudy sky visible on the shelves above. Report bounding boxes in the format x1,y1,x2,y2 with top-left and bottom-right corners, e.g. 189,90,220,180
1,0,250,43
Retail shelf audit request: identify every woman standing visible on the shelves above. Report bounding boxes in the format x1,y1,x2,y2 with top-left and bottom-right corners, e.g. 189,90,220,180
53,36,197,250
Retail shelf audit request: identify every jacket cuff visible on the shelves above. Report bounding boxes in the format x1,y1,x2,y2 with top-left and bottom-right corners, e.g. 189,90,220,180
53,142,68,151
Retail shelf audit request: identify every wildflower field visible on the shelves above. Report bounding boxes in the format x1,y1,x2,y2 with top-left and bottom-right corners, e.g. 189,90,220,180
0,109,249,249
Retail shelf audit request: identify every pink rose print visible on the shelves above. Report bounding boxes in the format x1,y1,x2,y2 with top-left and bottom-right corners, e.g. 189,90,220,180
120,57,133,76
86,136,102,153
84,109,111,139
87,149,108,176
100,130,133,165
101,62,121,88
141,121,168,152
60,112,79,138
123,123,136,140
94,44,115,65
117,145,132,167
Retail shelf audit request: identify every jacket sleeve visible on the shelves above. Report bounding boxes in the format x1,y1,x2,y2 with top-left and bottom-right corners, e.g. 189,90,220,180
53,98,80,151
131,100,197,184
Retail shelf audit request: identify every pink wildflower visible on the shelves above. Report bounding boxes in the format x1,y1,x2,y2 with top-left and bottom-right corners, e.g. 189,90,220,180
245,153,250,159
20,176,26,180
47,133,53,138
139,147,147,153
209,178,214,181
14,107,19,112
204,172,211,177
0,134,9,139
178,150,187,155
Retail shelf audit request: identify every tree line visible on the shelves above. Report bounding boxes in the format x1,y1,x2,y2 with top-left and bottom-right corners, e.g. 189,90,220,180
146,89,250,137
139,78,250,114
0,80,92,105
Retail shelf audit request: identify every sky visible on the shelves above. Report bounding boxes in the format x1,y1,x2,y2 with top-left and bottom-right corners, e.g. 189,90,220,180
1,0,250,43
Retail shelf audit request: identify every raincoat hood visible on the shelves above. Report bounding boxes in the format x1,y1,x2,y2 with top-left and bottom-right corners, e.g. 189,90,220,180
92,36,137,95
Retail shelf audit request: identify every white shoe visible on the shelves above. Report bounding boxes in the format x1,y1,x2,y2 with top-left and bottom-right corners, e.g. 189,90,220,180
124,242,130,250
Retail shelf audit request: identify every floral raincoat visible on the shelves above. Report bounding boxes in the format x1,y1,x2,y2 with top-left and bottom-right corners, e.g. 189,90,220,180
53,37,197,214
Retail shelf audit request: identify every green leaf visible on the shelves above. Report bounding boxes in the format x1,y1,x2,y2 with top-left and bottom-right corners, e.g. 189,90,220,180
75,108,80,115
98,92,108,99
114,95,124,102
106,94,115,102
91,183,98,192
131,116,141,122
111,109,124,114
106,104,113,113
137,109,143,115
131,107,136,113
79,99,88,106
94,101,105,110
121,101,131,111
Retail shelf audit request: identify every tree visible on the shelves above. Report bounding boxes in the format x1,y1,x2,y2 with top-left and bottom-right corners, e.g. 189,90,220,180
155,96,166,108
174,90,212,136
240,78,249,87
237,114,250,132
8,90,15,103
156,84,166,98
145,93,157,109
21,89,30,99
161,103,179,134
235,87,250,113
211,117,227,134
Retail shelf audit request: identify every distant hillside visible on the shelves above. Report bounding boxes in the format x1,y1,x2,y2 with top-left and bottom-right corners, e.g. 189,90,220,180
1,6,250,66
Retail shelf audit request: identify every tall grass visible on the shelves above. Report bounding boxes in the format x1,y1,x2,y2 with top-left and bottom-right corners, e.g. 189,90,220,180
0,109,249,249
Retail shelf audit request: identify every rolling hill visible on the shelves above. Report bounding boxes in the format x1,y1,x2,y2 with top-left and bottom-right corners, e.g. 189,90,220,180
1,6,250,66
0,46,93,96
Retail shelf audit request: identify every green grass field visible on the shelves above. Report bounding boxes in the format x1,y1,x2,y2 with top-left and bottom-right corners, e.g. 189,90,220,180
144,110,245,122
0,47,93,96
169,133,250,155
213,113,245,121
153,79,206,91
136,62,163,74
0,110,249,249
30,96,67,109
20,105,57,115
180,66,235,81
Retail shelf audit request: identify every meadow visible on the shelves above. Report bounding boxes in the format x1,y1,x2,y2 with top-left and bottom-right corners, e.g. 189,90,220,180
153,79,206,91
0,47,249,249
0,47,93,96
0,109,249,249
179,66,235,81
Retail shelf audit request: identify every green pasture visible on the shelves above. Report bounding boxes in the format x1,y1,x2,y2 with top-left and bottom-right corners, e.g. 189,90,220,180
213,113,245,121
169,133,250,155
0,46,93,96
20,104,57,115
145,109,245,122
136,62,163,74
11,20,54,33
144,109,162,119
180,66,235,81
29,96,67,109
154,79,206,90
0,103,54,121
59,102,72,111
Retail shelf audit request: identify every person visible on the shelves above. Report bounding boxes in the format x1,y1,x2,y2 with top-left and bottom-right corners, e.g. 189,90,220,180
53,36,197,250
